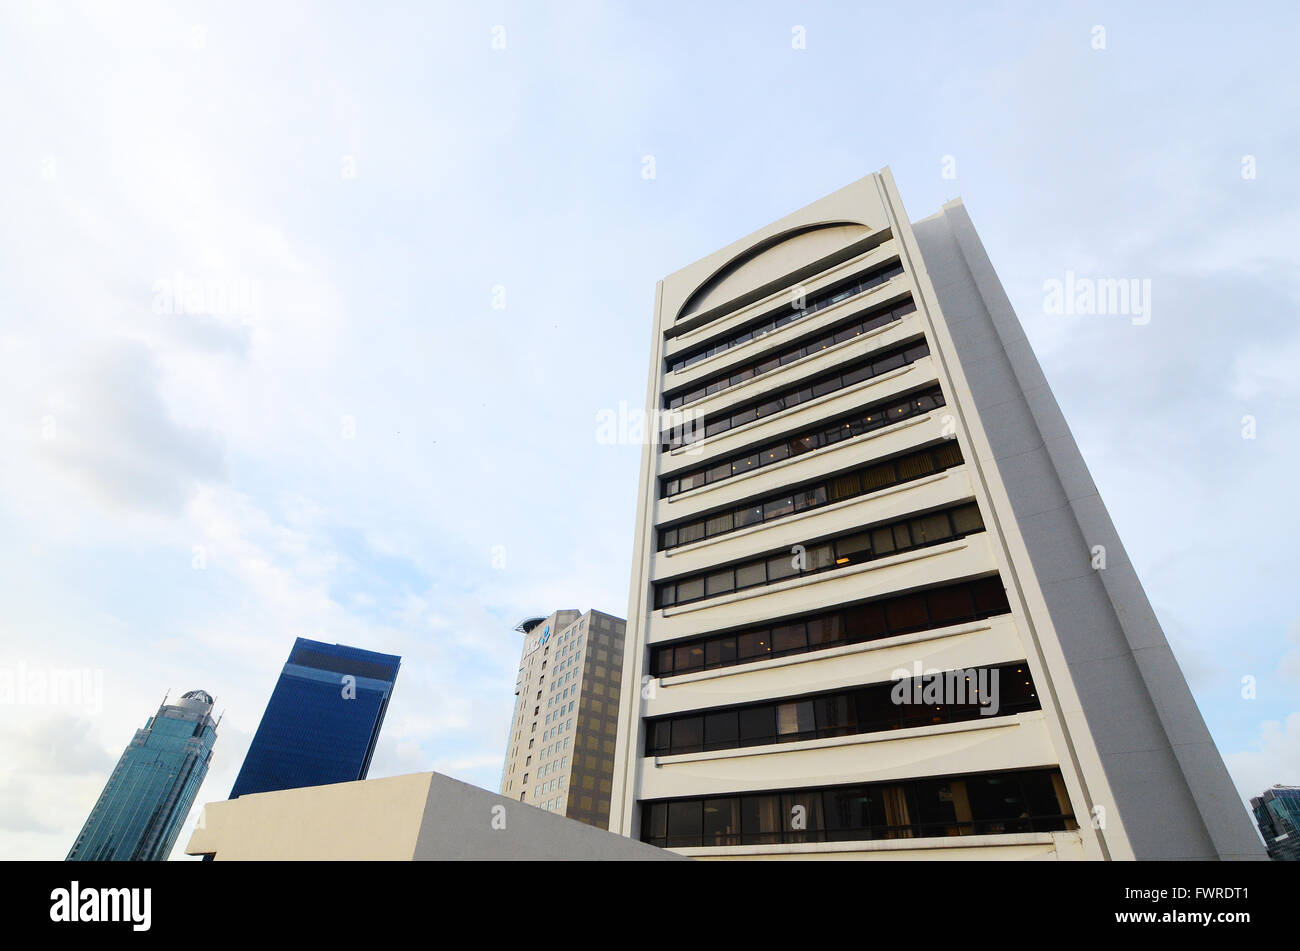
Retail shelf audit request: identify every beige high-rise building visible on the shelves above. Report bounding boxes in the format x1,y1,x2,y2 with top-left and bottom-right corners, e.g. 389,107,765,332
501,609,626,830
610,169,1263,860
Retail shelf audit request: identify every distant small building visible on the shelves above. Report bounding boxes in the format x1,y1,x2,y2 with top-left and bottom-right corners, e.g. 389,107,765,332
229,638,400,799
68,689,218,861
186,771,681,861
499,609,626,830
1251,785,1300,861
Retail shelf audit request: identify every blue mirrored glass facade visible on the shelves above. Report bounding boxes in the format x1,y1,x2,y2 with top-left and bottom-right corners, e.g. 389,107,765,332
229,638,400,799
67,689,218,861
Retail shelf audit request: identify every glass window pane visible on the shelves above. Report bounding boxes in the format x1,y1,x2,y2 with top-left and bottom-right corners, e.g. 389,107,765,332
841,362,874,386
788,434,817,456
855,687,899,733
892,523,912,549
835,532,872,566
776,700,816,738
679,521,706,544
896,452,935,480
763,496,795,520
705,511,734,536
761,442,790,465
873,352,906,375
885,594,928,632
794,485,828,511
731,453,761,476
871,526,896,556
862,462,896,492
971,577,1010,615
806,614,844,647
736,504,763,528
805,543,836,572
934,441,962,468
782,791,825,843
675,577,704,603
824,787,882,840
767,554,799,582
701,798,740,845
674,643,704,673
912,512,954,545
666,800,702,845
811,375,840,398
737,630,772,661
649,720,672,755
705,570,735,597
670,717,703,754
738,706,776,746
771,622,806,654
705,417,731,438
927,586,974,626
815,694,856,736
951,503,984,535
705,636,737,667
704,711,739,751
735,561,766,589
828,472,860,501
846,602,887,641
740,794,781,844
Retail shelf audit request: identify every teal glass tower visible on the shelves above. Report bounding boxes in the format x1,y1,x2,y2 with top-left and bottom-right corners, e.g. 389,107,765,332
228,638,400,799
67,689,218,861
1252,786,1300,861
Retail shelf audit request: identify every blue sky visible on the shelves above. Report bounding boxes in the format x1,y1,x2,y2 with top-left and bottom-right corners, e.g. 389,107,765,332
1,0,1296,859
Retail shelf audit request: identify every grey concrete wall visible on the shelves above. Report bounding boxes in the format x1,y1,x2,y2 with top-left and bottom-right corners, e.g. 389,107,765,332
413,771,683,860
911,202,1264,860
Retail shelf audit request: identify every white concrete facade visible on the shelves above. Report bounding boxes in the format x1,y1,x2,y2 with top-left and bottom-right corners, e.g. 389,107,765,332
611,170,1264,860
186,771,678,861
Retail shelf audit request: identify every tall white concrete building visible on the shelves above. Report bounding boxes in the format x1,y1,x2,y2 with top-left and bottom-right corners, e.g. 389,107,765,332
501,608,626,830
610,170,1263,860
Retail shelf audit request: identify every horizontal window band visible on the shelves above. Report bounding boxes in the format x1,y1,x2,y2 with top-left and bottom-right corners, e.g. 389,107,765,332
639,767,1077,850
658,440,963,552
645,661,1039,757
661,386,946,498
655,500,986,609
650,575,1012,677
665,295,917,410
662,337,930,451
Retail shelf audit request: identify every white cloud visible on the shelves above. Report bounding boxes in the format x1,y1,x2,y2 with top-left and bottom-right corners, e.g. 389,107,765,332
1225,713,1300,803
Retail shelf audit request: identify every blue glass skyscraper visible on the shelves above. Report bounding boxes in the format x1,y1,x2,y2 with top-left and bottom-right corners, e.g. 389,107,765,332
229,638,400,799
67,689,218,861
